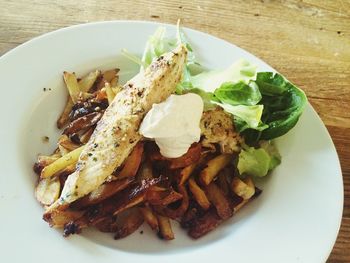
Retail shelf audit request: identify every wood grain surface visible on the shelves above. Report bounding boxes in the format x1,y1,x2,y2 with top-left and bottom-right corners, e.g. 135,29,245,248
0,0,349,261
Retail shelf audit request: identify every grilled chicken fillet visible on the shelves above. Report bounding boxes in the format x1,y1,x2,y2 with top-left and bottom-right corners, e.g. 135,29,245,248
47,45,187,212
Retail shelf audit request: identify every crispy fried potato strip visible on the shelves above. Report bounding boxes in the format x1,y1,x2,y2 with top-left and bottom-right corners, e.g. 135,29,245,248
78,70,101,92
200,154,232,185
140,206,159,231
114,208,144,239
63,71,81,104
188,178,211,210
205,183,232,220
157,215,174,240
40,146,84,178
35,177,61,206
57,96,74,129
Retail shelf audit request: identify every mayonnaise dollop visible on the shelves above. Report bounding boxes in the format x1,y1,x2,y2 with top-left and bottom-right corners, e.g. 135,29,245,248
140,93,204,158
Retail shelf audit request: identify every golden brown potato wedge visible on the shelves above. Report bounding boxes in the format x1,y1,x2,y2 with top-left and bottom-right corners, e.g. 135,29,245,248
57,96,74,129
231,176,255,200
178,163,196,185
78,70,101,93
103,69,120,84
40,146,84,178
112,177,163,216
114,208,144,239
205,183,232,220
146,186,183,206
58,135,80,152
33,153,61,174
63,71,81,104
200,154,232,185
188,178,211,210
35,177,61,206
43,209,85,228
137,161,153,181
63,112,102,135
140,206,159,231
118,142,144,179
217,168,231,195
163,184,189,219
93,216,118,233
188,208,223,239
80,127,94,144
149,143,202,169
105,83,115,105
157,215,174,240
72,177,134,209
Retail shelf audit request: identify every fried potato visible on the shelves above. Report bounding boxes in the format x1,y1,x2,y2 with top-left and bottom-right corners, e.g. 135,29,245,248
57,96,74,129
200,154,232,185
140,206,159,231
217,168,231,195
80,127,94,144
231,176,255,200
72,177,134,209
188,208,223,239
95,69,120,91
163,184,189,219
114,208,144,239
157,215,174,240
149,143,202,169
63,112,102,135
63,71,81,104
146,186,183,206
105,83,115,105
205,183,232,220
34,153,61,174
93,216,118,233
118,142,144,179
40,146,84,178
178,163,196,185
58,135,80,152
188,178,211,210
112,177,163,216
43,209,85,228
35,177,61,206
137,161,153,181
168,143,202,169
78,70,101,92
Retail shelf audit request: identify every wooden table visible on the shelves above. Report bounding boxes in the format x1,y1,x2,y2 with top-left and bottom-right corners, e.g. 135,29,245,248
0,0,349,261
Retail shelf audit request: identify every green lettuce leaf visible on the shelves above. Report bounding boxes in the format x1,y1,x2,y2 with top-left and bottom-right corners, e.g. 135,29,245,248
238,141,281,177
213,102,264,129
244,72,307,142
214,81,262,106
189,59,257,93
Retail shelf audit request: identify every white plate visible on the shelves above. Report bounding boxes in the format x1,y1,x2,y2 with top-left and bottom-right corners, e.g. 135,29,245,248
0,21,343,263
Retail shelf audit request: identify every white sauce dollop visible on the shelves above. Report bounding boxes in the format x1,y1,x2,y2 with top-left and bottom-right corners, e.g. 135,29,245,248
140,93,204,158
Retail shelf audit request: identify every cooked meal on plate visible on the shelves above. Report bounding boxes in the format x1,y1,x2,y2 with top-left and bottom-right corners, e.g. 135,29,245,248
33,24,307,240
